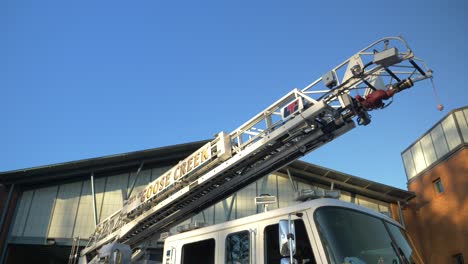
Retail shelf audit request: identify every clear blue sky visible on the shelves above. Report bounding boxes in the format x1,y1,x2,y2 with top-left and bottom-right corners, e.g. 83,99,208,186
1,0,467,189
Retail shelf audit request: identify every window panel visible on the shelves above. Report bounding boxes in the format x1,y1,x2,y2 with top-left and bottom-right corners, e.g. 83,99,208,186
181,239,215,264
441,115,462,150
430,124,449,159
339,192,352,203
455,110,468,143
402,150,416,179
420,133,437,166
357,195,380,212
433,178,444,194
411,142,427,174
225,231,250,264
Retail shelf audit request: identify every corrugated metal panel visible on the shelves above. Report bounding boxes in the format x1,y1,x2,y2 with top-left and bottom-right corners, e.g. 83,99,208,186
11,190,34,237
48,181,82,238
100,174,128,221
127,170,150,198
94,177,106,223
73,180,96,238
236,182,256,219
23,186,58,237
151,166,171,181
257,174,278,211
277,175,297,208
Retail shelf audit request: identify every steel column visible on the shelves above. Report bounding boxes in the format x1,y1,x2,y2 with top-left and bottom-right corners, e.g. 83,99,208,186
397,201,406,228
0,184,14,235
0,184,15,264
91,172,99,227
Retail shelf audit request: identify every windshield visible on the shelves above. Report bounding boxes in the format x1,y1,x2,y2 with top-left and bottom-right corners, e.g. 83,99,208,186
314,207,422,264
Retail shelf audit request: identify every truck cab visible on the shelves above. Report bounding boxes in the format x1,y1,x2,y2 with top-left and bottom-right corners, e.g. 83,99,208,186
162,198,422,264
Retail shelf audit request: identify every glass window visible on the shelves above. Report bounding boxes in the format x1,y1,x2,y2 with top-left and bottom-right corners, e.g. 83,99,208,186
357,196,380,212
314,207,422,264
181,238,215,264
420,133,437,167
411,142,427,174
264,220,316,264
453,253,464,264
433,178,444,194
455,110,468,143
441,115,462,151
386,223,424,263
402,150,416,179
225,231,250,264
430,124,449,159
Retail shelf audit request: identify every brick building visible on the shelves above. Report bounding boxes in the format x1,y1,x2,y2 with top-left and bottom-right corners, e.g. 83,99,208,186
401,106,468,264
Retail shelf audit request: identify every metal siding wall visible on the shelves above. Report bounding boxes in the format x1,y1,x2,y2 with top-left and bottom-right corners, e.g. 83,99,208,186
213,200,226,224
128,170,150,198
23,186,58,237
100,174,128,221
277,175,297,208
151,166,171,181
94,177,106,223
236,182,257,219
73,180,96,238
10,190,34,237
48,181,82,238
257,174,278,211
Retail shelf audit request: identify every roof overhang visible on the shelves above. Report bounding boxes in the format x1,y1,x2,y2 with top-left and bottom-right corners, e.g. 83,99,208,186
278,160,415,203
0,141,414,203
0,140,210,187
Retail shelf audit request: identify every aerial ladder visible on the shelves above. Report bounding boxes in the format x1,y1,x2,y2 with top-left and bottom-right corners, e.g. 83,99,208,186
79,36,434,263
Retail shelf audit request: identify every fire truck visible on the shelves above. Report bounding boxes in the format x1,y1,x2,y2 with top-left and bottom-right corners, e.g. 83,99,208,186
76,36,433,264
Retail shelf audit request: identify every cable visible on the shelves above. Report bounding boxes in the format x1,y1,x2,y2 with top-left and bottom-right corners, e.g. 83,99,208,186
430,78,444,111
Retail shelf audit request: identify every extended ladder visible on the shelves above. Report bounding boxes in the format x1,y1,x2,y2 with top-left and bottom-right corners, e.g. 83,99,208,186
81,36,433,260
68,237,80,264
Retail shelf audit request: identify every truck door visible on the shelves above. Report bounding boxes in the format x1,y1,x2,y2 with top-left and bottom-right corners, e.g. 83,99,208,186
222,225,258,264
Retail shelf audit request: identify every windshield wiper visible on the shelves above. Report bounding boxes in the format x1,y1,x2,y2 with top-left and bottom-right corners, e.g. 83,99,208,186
390,241,409,264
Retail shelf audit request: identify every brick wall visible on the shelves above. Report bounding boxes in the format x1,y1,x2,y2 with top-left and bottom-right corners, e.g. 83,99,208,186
403,147,468,263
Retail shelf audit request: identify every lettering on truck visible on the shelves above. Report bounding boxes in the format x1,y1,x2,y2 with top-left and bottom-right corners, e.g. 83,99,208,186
125,142,213,214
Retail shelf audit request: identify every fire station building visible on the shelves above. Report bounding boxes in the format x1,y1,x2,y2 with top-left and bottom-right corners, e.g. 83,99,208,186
0,140,413,263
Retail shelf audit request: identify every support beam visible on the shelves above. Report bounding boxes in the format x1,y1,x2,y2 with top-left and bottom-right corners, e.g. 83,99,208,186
0,184,14,236
286,169,298,192
127,162,145,200
90,172,99,227
0,184,15,264
222,193,237,221
397,201,406,228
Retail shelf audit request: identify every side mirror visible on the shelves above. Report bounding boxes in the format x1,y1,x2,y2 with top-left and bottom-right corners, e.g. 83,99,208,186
278,219,296,257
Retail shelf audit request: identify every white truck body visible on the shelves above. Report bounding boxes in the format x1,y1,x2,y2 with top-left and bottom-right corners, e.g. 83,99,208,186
162,198,422,264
